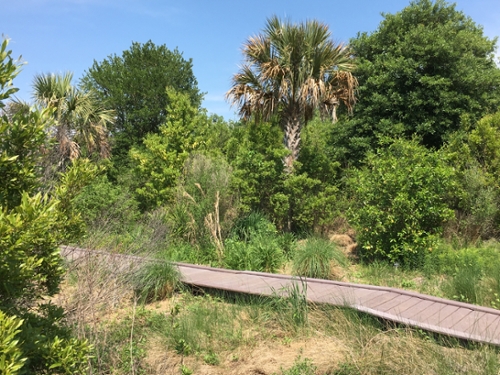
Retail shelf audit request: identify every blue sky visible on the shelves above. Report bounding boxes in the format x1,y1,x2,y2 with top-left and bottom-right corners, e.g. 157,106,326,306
3,0,500,120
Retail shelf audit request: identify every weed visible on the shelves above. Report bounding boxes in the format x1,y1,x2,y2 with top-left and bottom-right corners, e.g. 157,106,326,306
175,339,192,356
180,364,193,375
274,356,317,375
269,279,309,330
203,351,220,365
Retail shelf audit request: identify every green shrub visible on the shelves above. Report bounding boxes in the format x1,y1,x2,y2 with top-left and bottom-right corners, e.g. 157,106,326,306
348,139,455,267
0,311,26,375
224,213,284,273
293,237,347,280
73,174,140,233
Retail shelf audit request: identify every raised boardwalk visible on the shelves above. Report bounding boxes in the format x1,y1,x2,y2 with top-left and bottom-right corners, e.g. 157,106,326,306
61,246,500,346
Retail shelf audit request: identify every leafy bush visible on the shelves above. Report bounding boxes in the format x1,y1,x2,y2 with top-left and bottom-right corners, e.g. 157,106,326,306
224,212,284,273
130,88,208,210
348,139,455,267
73,174,140,233
0,311,26,375
0,39,90,374
293,237,347,279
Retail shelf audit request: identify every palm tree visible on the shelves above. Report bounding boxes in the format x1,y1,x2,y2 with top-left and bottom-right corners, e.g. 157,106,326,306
32,72,114,168
226,16,358,172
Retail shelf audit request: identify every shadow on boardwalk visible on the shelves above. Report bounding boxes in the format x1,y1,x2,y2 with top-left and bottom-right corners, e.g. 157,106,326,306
61,245,500,346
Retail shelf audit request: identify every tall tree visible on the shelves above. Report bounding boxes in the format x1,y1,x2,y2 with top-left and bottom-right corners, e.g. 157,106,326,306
32,72,113,168
82,40,203,156
348,0,500,151
226,16,357,172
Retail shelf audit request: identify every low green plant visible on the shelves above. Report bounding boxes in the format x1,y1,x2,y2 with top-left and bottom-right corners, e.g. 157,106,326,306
149,293,244,357
224,212,284,272
274,356,317,375
203,351,220,365
269,279,309,330
175,339,192,356
132,256,181,303
180,364,193,375
293,237,347,280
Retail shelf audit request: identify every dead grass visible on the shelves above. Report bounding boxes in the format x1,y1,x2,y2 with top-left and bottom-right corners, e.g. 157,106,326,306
55,250,500,375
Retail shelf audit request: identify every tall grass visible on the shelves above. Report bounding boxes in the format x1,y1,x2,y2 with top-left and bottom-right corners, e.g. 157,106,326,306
293,237,348,280
132,255,181,303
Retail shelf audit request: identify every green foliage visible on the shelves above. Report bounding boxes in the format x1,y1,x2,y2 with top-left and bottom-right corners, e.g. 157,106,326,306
227,119,342,233
224,212,284,273
348,139,455,266
468,111,500,184
0,107,51,209
442,114,500,241
293,237,347,279
203,351,220,365
82,40,202,155
73,174,140,233
0,38,90,374
424,242,500,306
130,88,209,210
54,158,100,242
274,356,317,375
344,0,500,159
0,193,62,308
0,39,20,105
226,120,288,218
0,311,26,375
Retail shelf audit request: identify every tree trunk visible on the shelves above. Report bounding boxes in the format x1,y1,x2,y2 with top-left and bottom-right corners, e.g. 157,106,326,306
282,106,303,174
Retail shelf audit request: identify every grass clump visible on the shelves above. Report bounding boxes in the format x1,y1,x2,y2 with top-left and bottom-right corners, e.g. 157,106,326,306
132,256,181,303
293,237,347,280
268,279,309,331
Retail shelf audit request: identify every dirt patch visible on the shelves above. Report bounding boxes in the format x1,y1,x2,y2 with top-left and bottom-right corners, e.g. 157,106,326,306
145,336,346,375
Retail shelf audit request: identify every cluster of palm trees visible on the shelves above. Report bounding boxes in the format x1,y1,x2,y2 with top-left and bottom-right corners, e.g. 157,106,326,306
11,16,355,177
226,16,357,172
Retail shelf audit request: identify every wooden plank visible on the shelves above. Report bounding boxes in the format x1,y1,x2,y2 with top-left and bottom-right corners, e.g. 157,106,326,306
374,294,413,313
401,300,438,321
432,304,461,325
438,308,473,330
360,291,400,309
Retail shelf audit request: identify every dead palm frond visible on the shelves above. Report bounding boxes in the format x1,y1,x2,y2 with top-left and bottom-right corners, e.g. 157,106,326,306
227,16,358,172
32,72,114,166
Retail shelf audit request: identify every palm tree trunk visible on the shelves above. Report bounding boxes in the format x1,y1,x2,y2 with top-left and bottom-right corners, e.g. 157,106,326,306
282,106,303,174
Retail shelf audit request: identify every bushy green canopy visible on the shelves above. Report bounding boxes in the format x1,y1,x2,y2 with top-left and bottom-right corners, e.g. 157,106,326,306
82,40,202,154
341,0,500,161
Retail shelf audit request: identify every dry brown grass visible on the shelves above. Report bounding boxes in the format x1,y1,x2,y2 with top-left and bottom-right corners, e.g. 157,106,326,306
54,254,500,375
